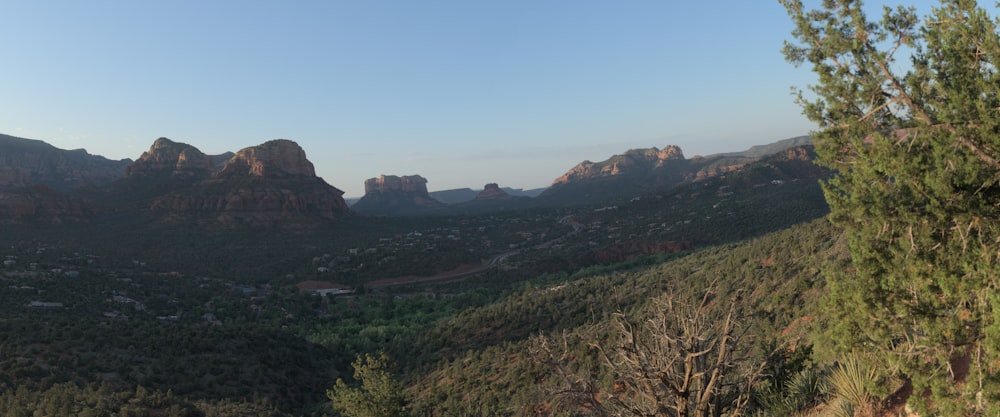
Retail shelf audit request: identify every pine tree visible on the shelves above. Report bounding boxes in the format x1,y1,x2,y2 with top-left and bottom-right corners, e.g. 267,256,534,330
780,0,1000,413
327,352,409,417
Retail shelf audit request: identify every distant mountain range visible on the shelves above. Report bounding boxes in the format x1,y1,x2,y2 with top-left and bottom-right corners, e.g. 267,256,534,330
0,133,132,191
0,133,816,222
534,136,813,206
0,135,349,226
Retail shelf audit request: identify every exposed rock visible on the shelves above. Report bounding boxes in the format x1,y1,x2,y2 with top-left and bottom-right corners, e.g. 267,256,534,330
552,145,684,185
475,183,512,201
537,140,824,207
125,137,214,178
217,139,315,178
0,134,131,191
141,139,349,226
364,175,429,194
352,174,445,215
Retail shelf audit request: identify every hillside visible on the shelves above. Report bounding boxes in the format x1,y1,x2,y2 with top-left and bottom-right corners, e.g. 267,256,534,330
405,217,844,415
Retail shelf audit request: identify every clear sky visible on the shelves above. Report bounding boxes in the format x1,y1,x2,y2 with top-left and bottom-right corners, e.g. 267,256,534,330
0,1,932,197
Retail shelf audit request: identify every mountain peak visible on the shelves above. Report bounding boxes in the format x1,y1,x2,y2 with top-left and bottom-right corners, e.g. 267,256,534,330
553,145,686,186
126,137,213,177
217,139,316,178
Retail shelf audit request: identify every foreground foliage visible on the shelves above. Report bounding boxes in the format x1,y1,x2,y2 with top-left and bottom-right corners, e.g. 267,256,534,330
328,352,409,417
783,0,1000,413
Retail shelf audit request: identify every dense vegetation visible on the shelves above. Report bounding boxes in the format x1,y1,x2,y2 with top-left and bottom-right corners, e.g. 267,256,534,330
783,0,1000,413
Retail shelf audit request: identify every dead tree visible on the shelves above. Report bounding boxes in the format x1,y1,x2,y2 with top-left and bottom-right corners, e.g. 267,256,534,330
535,287,768,417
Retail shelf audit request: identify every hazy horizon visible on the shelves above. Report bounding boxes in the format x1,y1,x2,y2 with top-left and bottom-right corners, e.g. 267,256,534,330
3,1,930,196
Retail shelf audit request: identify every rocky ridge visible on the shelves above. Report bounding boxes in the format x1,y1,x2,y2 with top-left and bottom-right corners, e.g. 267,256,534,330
0,134,132,191
125,138,231,178
552,145,684,185
537,139,818,206
142,139,349,225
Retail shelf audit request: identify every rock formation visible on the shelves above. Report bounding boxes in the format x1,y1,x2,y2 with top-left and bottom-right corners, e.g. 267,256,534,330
217,139,316,178
125,137,215,177
474,183,512,201
552,145,685,185
363,175,430,194
0,134,131,191
352,174,445,215
538,143,808,206
132,138,350,226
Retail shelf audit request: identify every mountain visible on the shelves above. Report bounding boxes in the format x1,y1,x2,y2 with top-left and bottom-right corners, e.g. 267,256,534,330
139,139,350,226
0,133,132,191
427,188,478,204
536,145,750,206
429,186,546,204
535,137,813,207
351,174,446,215
475,183,512,201
124,137,231,178
707,135,812,159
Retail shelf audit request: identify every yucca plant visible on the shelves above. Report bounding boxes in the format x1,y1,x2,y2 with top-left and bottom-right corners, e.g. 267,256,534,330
785,366,828,412
826,354,878,417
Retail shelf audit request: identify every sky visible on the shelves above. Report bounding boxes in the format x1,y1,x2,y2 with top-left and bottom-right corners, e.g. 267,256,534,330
0,1,935,197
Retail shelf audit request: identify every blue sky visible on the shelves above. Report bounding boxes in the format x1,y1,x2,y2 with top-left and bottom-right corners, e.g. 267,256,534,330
1,1,931,196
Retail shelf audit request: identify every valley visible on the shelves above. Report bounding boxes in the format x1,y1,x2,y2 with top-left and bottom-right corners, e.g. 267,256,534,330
0,134,834,416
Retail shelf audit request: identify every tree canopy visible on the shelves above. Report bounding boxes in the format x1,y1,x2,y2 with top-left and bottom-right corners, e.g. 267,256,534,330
781,0,1000,413
327,352,409,417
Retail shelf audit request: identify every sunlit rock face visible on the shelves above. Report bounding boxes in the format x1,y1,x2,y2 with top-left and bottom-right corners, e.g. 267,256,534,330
126,137,214,178
363,175,430,194
552,145,685,185
353,174,445,215
217,139,316,178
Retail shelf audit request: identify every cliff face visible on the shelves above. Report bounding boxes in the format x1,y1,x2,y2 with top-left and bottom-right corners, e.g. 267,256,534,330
217,139,316,178
363,175,429,194
0,134,131,191
125,137,215,178
352,174,445,215
132,138,350,226
552,145,685,185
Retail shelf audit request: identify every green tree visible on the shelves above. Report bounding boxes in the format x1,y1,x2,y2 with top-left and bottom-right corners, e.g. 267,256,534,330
781,0,1000,413
327,352,409,417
